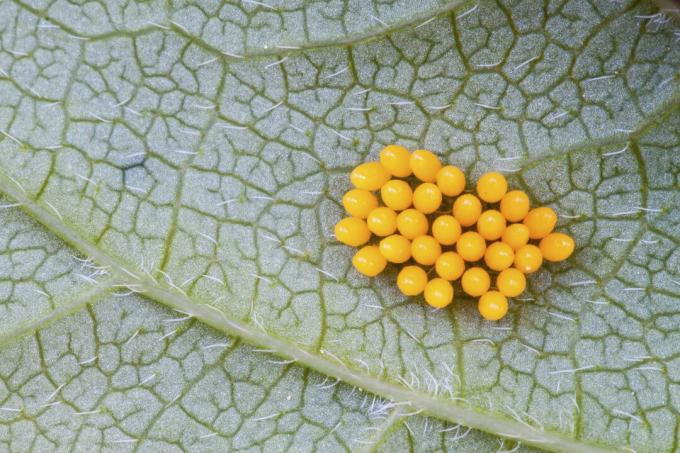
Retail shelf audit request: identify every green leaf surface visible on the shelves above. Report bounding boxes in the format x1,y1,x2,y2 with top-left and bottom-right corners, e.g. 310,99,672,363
0,196,107,343
1,292,530,452
0,0,679,451
0,203,532,452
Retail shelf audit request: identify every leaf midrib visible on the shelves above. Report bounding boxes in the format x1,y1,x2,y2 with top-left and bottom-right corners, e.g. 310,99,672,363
0,170,622,453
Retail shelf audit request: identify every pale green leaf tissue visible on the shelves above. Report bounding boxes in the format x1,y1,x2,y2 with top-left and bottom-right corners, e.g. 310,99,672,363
0,0,678,451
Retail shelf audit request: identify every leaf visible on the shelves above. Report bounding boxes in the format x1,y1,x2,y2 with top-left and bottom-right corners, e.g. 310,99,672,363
0,293,516,451
0,203,533,452
0,0,679,452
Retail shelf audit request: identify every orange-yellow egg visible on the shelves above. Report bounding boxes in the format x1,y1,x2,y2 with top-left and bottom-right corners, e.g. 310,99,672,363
366,207,398,237
436,165,466,197
379,234,411,263
380,179,413,211
424,278,454,308
413,183,442,214
396,209,429,239
539,233,575,262
478,291,508,321
476,172,507,203
411,235,442,266
435,252,465,281
352,245,387,277
496,268,526,297
501,224,530,251
432,215,461,246
500,190,530,222
523,207,557,239
484,241,514,271
342,189,378,219
453,194,482,227
380,145,411,177
350,162,390,191
334,217,371,247
461,267,490,297
410,149,442,182
514,244,543,274
456,231,486,262
477,209,506,241
397,266,428,296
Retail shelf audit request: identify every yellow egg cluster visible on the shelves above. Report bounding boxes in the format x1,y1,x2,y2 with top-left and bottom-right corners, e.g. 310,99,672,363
335,145,575,321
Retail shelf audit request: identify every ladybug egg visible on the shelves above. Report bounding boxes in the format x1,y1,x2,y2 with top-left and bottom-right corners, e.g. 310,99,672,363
366,207,398,237
436,165,466,197
539,233,575,262
501,223,530,251
432,215,461,246
500,190,530,222
350,161,391,191
352,245,387,277
424,278,454,308
397,265,428,296
478,291,508,321
476,172,507,203
380,145,412,177
342,189,378,219
477,209,506,241
453,194,482,227
379,234,412,263
413,183,442,214
334,217,371,247
381,179,413,211
396,209,429,239
514,244,543,274
461,267,491,297
410,149,442,183
456,231,486,262
523,207,557,239
411,235,442,266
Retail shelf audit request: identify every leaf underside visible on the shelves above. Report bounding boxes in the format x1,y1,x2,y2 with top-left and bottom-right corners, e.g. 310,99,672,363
0,0,679,452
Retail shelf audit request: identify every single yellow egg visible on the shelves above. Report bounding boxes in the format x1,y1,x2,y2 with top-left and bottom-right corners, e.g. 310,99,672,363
380,179,413,211
435,252,465,281
476,171,507,203
432,215,461,246
500,190,530,222
411,235,442,266
461,267,490,297
350,161,391,191
342,189,379,219
352,245,387,277
539,233,575,262
380,145,411,177
501,224,530,251
523,207,557,239
456,231,487,262
413,183,442,214
410,149,442,182
478,291,508,321
514,244,543,274
452,194,482,227
496,268,526,297
397,265,428,296
477,209,506,241
436,165,466,197
334,217,371,247
484,241,514,271
379,234,412,263
366,207,398,237
424,278,454,308
396,209,429,239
